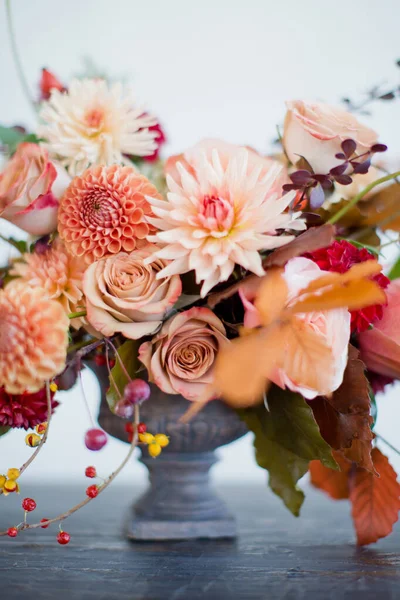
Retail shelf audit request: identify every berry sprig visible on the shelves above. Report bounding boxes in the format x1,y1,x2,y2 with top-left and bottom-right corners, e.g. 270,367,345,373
283,139,388,210
139,432,169,458
1,408,141,543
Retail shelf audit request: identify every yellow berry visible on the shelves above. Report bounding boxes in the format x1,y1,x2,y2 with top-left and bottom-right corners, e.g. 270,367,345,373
25,433,41,448
0,475,6,488
7,468,20,481
148,442,162,458
35,422,47,435
139,432,155,445
49,382,58,393
154,434,169,448
4,479,18,493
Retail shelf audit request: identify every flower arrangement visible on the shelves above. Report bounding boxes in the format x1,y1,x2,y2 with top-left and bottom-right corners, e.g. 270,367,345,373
2,50,400,547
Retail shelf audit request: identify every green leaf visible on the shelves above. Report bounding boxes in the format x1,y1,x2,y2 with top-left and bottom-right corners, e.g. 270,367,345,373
0,426,11,437
0,125,40,155
106,340,140,411
388,255,400,280
237,388,337,516
0,234,28,254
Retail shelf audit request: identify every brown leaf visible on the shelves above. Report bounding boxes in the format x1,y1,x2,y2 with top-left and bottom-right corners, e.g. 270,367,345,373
360,184,400,231
254,268,287,327
349,448,400,545
280,318,335,395
310,454,350,500
309,346,375,473
262,224,335,268
213,325,286,406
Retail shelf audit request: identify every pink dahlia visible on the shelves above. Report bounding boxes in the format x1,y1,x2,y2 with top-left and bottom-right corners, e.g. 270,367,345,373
58,165,161,264
0,387,58,430
305,239,389,333
11,238,86,328
0,283,69,394
146,140,305,296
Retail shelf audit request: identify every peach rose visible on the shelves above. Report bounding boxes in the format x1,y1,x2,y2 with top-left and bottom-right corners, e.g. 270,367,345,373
0,143,70,235
240,257,351,399
139,307,229,401
283,100,377,174
83,246,182,339
359,280,400,378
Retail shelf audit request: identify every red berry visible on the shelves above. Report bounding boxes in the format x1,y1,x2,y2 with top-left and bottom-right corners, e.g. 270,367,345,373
84,428,107,451
94,354,107,367
114,400,134,419
57,531,70,545
86,485,98,499
137,422,147,434
22,498,37,512
123,379,151,405
125,423,134,434
7,527,18,538
109,359,116,368
85,466,97,478
40,518,50,529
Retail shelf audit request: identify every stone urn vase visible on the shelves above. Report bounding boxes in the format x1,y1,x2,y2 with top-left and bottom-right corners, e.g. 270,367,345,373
89,363,248,541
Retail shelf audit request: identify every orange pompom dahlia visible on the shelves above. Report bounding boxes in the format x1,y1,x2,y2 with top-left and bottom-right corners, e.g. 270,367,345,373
58,165,160,264
0,283,69,394
11,238,86,328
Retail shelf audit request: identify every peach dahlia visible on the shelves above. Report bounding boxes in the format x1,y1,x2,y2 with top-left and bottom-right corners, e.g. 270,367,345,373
0,283,69,394
58,165,161,264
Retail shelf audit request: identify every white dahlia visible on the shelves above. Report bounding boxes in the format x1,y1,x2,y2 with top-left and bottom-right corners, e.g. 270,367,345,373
146,141,306,296
38,78,158,176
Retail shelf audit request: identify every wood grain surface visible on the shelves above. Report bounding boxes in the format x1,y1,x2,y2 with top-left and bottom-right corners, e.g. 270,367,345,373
0,483,399,599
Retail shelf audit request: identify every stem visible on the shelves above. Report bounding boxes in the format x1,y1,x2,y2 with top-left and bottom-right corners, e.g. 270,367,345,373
5,0,36,115
67,336,98,355
68,311,87,320
0,381,52,497
106,339,132,383
375,433,400,457
0,407,140,535
328,171,400,225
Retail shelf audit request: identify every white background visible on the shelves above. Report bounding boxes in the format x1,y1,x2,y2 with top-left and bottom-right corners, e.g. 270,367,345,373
0,0,400,490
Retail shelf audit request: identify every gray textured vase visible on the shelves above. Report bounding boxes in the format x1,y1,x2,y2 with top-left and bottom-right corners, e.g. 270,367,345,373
91,363,248,541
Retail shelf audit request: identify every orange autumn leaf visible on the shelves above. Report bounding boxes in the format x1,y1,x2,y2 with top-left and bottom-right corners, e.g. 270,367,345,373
213,324,286,406
310,455,350,500
289,279,386,317
254,268,287,327
300,260,383,294
349,448,400,546
262,224,335,269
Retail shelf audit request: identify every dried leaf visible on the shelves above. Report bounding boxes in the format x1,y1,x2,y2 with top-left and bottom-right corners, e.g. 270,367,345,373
263,224,335,268
254,268,287,327
361,183,400,231
213,325,285,406
280,318,335,394
310,453,350,500
349,448,400,545
308,346,374,473
289,278,386,314
106,340,140,411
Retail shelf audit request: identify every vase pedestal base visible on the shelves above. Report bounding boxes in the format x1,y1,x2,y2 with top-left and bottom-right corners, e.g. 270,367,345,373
126,451,237,541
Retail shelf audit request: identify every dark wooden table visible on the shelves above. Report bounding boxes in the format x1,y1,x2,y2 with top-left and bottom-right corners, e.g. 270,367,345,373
1,483,399,599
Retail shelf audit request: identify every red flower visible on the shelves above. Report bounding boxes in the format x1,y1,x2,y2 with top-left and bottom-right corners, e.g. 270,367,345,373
142,121,166,162
305,240,389,333
39,68,66,101
0,387,58,430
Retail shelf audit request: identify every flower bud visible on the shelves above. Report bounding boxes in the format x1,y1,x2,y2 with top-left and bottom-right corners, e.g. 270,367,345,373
25,433,41,448
7,468,20,481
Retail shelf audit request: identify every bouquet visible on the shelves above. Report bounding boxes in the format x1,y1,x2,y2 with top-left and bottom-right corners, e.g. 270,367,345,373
1,60,400,547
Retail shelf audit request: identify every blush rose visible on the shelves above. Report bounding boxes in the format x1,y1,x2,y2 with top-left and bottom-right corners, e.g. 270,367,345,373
83,247,182,339
138,307,229,401
283,100,377,174
0,142,70,235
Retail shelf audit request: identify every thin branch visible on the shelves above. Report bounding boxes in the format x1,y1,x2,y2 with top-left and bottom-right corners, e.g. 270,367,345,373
0,406,140,535
5,0,36,115
375,433,400,457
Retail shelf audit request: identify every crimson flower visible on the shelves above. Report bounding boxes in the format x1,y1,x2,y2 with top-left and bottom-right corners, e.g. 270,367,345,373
305,239,389,333
0,387,58,430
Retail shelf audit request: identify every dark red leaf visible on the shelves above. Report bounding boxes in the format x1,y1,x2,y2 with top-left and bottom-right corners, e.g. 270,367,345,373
370,143,388,153
334,174,353,186
290,170,312,186
330,163,348,177
341,139,357,158
352,159,371,175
